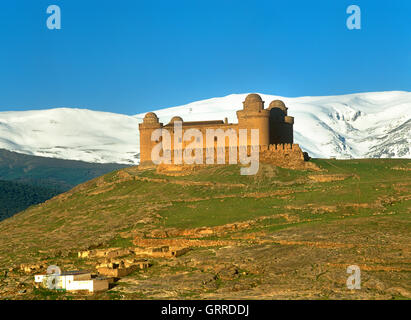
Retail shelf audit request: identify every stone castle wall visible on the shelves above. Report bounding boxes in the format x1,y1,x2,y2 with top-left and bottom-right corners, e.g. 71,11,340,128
140,143,306,170
139,94,306,168
259,143,306,167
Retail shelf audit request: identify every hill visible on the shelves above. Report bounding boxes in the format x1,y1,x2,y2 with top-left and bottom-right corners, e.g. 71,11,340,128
1,91,410,163
0,149,129,221
0,149,129,189
0,180,60,221
0,159,409,299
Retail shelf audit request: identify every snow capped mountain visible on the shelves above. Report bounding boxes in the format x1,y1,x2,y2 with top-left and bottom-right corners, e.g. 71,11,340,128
0,108,139,164
0,91,410,164
136,91,410,160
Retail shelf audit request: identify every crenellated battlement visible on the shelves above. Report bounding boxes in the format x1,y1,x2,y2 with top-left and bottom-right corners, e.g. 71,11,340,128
260,143,301,152
259,143,305,165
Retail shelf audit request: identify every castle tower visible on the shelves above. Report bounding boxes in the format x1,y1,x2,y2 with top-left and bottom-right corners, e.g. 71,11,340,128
139,112,163,164
236,94,270,146
267,100,294,144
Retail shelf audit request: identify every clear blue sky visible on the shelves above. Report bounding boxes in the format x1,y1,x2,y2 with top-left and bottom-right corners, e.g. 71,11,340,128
0,0,410,115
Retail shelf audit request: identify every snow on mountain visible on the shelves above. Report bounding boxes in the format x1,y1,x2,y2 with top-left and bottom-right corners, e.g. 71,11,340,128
0,108,140,164
137,91,411,160
0,91,410,164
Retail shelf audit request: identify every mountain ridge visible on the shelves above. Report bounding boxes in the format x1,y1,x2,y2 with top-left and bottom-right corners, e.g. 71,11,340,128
1,91,410,163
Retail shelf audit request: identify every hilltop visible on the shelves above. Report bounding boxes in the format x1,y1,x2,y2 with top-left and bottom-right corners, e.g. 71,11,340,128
0,158,409,299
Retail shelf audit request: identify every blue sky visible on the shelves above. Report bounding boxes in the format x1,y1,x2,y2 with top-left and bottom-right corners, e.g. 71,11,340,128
0,0,410,115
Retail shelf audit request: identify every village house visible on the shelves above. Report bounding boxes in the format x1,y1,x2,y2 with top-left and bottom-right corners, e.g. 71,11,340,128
34,270,109,293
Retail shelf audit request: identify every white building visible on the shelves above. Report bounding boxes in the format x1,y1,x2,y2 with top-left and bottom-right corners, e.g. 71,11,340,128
34,271,109,293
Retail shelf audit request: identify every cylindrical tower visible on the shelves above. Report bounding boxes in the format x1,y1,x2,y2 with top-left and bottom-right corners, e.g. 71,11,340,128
139,112,163,164
236,94,270,146
267,100,294,144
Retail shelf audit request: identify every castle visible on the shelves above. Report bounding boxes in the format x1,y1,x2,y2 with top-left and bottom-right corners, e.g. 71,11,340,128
139,94,307,168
